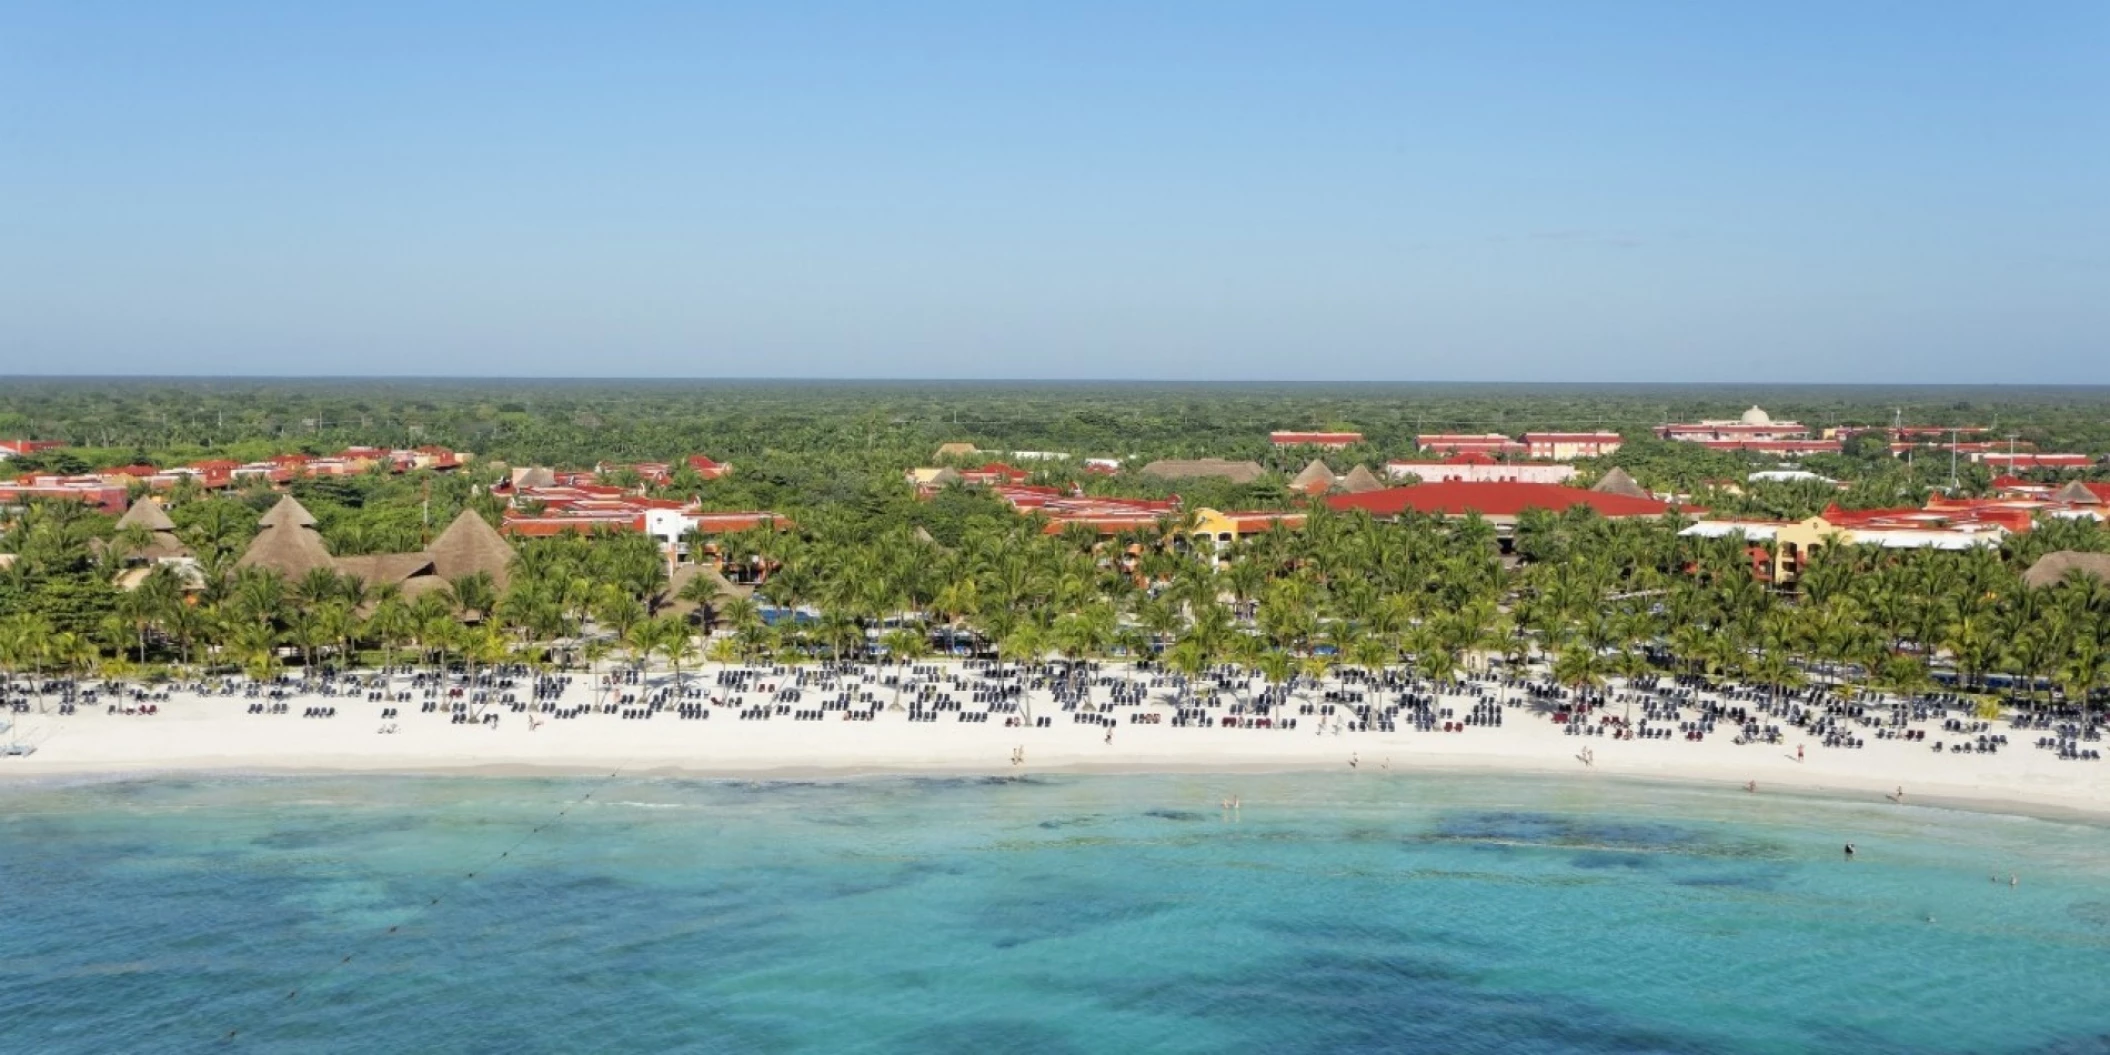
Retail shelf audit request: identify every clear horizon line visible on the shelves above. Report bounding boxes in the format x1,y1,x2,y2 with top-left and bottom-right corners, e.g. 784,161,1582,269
3,374,2109,390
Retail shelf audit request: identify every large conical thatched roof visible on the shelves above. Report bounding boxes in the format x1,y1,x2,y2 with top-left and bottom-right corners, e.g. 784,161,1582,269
2022,551,2110,589
2053,480,2102,506
238,499,335,579
1290,459,1337,493
1339,464,1386,493
334,553,437,588
257,495,319,529
426,509,515,590
1592,467,1651,500
117,499,177,533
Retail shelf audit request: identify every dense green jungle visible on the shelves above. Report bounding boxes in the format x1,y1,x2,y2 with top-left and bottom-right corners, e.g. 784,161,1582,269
3,380,2108,704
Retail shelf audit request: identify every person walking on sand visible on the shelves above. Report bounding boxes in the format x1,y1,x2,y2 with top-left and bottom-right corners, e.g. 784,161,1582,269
1797,744,1805,763
1104,728,1113,746
1348,753,1358,770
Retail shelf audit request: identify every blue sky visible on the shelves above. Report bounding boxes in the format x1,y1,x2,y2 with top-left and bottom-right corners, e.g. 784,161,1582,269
1,2,2103,381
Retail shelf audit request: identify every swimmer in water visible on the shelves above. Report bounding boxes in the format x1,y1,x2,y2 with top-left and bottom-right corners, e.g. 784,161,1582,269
1844,843,1857,858
1745,780,1757,794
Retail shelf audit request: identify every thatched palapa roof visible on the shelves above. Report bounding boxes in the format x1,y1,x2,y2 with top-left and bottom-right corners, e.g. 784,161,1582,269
116,499,178,533
2053,480,2102,506
425,509,515,590
510,466,556,490
237,497,334,579
1591,467,1651,500
2022,551,2110,589
1290,459,1336,494
257,495,319,529
1338,464,1386,494
335,552,438,588
106,498,191,562
1140,459,1267,484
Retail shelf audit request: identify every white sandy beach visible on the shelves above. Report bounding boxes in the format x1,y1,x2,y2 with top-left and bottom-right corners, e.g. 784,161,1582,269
4,662,2107,818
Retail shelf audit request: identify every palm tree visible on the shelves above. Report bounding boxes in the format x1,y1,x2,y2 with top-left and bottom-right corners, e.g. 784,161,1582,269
655,616,699,691
231,567,287,630
620,618,656,680
116,569,178,665
459,624,510,713
1942,613,1999,692
1551,643,1605,695
0,614,54,712
364,596,415,674
445,572,500,623
675,570,726,629
106,522,155,569
293,566,352,612
716,595,764,658
581,638,615,707
1163,635,1211,708
594,588,647,648
998,624,1047,671
285,608,333,680
2059,642,2106,710
1254,648,1297,713
879,627,930,711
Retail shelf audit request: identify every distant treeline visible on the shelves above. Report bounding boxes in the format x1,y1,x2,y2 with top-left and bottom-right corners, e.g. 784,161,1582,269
5,379,2109,476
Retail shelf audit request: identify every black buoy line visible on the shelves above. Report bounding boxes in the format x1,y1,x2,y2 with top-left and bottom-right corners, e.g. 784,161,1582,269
219,765,631,1044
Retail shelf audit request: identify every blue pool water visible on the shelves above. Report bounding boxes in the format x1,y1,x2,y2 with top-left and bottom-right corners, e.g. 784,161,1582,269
3,772,2108,1053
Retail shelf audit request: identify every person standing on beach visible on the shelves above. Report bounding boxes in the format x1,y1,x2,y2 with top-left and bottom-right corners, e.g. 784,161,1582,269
1797,744,1805,762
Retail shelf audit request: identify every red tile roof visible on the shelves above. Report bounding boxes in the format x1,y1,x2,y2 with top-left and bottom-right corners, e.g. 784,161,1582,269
1325,481,1683,519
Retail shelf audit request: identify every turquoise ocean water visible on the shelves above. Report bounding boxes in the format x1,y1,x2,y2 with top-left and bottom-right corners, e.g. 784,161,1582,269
3,772,2108,1054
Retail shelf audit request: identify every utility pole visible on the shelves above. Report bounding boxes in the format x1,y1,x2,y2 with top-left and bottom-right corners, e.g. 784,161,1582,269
1949,428,1959,492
